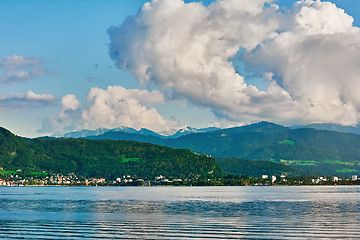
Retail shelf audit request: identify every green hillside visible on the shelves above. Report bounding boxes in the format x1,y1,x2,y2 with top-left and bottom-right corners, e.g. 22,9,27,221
167,123,360,176
216,158,301,177
0,127,223,180
0,127,36,169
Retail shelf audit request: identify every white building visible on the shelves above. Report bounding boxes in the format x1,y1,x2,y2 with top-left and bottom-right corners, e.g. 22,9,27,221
155,175,164,181
352,175,358,181
271,176,276,183
0,179,6,186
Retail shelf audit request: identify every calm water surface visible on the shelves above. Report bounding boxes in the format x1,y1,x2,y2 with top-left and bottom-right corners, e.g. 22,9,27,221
0,186,359,239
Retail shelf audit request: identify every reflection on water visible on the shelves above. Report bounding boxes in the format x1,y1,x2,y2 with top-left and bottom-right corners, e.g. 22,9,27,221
0,186,359,239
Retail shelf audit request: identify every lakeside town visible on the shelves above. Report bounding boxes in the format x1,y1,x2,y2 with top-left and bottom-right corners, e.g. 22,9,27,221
1,168,360,186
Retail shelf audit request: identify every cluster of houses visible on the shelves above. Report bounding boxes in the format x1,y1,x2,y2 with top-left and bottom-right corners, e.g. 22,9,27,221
0,166,359,186
0,172,81,186
260,174,359,185
0,171,185,186
261,174,285,183
0,169,110,186
113,175,184,186
312,175,358,184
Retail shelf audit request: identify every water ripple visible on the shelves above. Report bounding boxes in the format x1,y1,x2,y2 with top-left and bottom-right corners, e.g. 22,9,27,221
0,186,360,239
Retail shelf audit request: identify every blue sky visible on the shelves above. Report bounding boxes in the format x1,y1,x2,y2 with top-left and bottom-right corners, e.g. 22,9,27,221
1,0,360,137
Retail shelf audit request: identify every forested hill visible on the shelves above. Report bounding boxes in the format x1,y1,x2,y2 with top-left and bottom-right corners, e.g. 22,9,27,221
86,122,360,162
84,122,360,176
167,122,360,161
0,127,34,168
161,122,360,176
0,127,223,179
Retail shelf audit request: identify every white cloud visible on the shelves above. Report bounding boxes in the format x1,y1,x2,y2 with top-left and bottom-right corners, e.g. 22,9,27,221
108,0,360,126
0,91,56,109
41,85,181,135
0,55,42,70
81,85,174,131
108,0,288,122
59,94,81,117
243,0,360,125
0,55,48,83
40,94,83,135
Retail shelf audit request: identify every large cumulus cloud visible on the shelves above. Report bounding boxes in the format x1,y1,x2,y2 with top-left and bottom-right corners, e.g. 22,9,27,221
108,0,360,125
244,0,360,125
41,85,179,135
81,86,172,131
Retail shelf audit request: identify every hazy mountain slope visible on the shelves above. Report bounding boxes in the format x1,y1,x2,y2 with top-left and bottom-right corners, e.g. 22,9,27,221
85,131,166,145
64,128,111,138
291,123,360,135
216,157,301,177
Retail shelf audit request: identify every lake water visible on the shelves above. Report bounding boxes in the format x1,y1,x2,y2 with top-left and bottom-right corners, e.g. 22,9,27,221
0,186,359,239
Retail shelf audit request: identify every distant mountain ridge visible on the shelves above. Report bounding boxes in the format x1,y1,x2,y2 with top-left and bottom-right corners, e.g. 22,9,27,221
63,126,220,139
63,122,360,139
166,126,221,138
63,128,111,138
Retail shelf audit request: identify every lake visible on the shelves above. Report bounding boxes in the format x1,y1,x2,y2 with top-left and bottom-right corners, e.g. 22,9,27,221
0,186,359,239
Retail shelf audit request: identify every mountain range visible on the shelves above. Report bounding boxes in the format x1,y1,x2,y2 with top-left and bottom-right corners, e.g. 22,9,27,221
63,126,220,139
2,121,360,178
62,122,360,139
74,121,360,177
